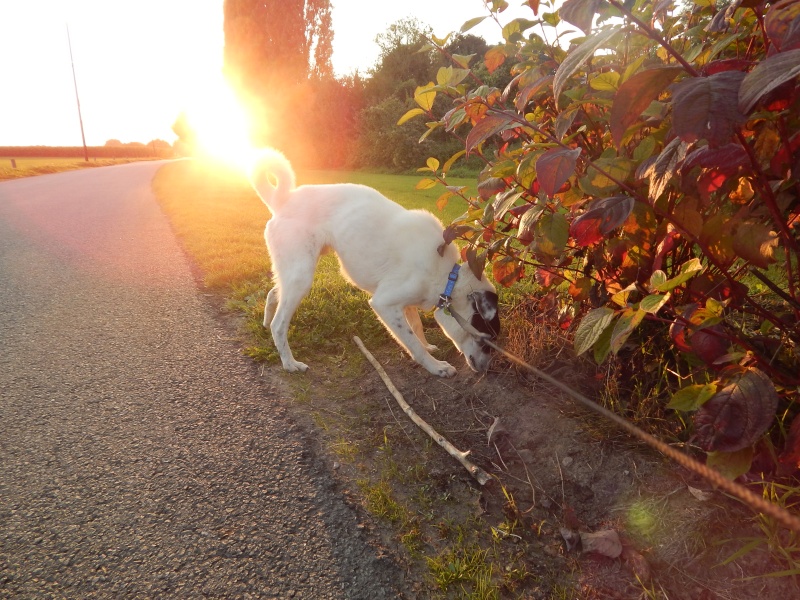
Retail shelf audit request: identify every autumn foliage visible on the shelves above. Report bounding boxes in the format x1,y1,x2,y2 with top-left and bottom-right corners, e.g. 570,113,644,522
403,0,800,477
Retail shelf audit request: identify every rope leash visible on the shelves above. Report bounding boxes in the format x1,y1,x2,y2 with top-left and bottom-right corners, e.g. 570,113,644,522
444,305,800,534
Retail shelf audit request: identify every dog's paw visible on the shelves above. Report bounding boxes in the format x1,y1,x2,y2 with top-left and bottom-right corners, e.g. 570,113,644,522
429,361,457,378
283,360,309,373
423,343,439,352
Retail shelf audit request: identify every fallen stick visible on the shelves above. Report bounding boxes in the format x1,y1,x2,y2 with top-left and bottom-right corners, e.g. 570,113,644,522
353,336,491,486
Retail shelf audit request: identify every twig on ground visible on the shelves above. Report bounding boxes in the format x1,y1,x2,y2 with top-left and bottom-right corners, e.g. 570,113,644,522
353,336,491,486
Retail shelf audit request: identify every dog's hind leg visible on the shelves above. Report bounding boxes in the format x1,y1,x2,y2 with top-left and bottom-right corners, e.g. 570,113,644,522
267,256,317,373
264,286,279,328
404,306,438,352
370,296,456,378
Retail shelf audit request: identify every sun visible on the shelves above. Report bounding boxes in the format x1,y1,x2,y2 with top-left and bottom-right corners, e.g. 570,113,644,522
182,77,259,171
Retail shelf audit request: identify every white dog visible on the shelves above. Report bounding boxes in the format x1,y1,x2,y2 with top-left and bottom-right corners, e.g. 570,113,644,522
249,148,500,377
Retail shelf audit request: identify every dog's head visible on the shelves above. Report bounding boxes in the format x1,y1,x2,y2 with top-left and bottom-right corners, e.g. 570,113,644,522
435,273,500,372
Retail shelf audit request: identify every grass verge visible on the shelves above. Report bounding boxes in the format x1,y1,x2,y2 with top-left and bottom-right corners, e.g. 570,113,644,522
152,158,541,598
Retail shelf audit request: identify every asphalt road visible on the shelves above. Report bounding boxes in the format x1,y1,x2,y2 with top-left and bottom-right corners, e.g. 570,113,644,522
0,162,406,598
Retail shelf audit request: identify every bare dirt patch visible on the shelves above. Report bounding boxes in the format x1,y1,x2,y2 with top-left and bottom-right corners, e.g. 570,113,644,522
260,327,800,599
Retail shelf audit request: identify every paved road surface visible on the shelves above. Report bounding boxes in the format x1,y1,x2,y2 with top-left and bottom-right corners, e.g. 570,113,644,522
0,163,406,598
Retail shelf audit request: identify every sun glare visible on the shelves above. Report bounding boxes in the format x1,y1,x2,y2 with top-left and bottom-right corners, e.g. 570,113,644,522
183,79,259,171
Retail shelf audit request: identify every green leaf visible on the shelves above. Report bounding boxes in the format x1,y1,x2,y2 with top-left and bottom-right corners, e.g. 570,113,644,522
574,307,617,355
436,66,470,87
397,107,424,125
653,258,704,291
589,71,620,91
534,212,569,258
416,178,437,190
553,27,620,101
739,49,800,114
667,383,717,411
451,53,475,68
593,318,615,364
649,270,667,290
706,447,754,480
492,190,523,221
426,157,440,172
609,307,646,354
610,66,681,148
461,16,488,33
640,292,670,314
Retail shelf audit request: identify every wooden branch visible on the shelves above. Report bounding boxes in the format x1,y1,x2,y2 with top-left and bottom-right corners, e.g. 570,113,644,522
353,336,491,486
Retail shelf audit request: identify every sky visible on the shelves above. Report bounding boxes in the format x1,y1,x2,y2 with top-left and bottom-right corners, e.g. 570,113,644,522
0,1,533,148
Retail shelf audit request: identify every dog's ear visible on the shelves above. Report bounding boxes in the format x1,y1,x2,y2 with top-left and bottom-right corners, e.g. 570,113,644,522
469,291,500,338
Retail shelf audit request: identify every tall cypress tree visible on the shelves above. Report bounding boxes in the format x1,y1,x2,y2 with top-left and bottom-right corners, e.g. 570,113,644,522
223,0,333,155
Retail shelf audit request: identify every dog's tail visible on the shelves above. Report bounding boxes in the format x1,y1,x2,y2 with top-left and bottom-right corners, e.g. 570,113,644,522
249,148,296,213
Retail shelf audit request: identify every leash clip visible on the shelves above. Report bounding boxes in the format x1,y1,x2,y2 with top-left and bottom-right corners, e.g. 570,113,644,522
436,264,461,315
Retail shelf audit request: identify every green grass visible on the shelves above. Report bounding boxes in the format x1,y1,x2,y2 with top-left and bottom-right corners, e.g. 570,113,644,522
152,159,476,367
150,157,539,597
0,156,151,180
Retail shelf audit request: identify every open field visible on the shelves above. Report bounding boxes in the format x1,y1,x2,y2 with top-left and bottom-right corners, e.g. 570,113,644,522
0,156,154,181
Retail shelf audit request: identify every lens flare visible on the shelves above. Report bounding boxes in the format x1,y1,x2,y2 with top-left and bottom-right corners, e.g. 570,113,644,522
182,78,258,171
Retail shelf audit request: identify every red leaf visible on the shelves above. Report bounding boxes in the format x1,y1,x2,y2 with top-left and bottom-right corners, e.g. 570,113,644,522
466,113,516,154
515,75,554,112
570,195,635,247
765,0,800,51
701,59,754,76
739,49,800,114
478,177,508,200
670,71,747,147
697,169,728,201
690,326,728,365
610,66,681,148
493,259,523,287
536,147,581,197
694,367,779,453
682,143,749,173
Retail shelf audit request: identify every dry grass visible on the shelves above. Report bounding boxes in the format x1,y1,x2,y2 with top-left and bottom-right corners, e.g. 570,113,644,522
0,156,152,180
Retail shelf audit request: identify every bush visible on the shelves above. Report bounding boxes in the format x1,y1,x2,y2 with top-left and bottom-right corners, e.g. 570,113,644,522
403,0,800,477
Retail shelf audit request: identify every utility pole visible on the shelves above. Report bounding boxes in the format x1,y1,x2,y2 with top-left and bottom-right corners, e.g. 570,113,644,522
66,24,89,162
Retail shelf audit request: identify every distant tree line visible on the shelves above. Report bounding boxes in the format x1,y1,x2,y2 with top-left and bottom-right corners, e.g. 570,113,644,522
0,140,174,159
219,0,513,171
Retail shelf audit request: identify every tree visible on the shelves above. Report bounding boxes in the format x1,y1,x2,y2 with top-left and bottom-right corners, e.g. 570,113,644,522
223,0,333,160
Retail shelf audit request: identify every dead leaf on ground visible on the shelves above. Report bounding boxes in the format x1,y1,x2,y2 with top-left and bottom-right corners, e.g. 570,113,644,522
580,529,623,559
621,545,651,583
688,485,714,502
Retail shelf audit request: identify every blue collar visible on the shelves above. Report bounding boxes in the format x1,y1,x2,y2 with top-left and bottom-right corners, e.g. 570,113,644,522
436,264,460,312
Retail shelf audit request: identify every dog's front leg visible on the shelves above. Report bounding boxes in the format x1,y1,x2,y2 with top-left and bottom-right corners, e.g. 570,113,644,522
370,298,456,378
404,307,438,352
